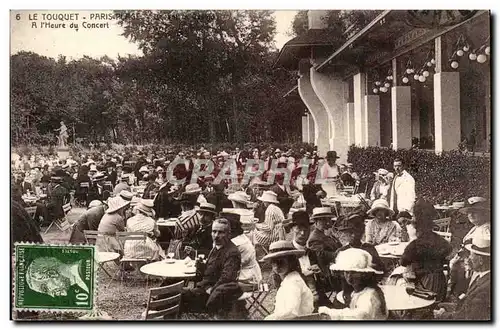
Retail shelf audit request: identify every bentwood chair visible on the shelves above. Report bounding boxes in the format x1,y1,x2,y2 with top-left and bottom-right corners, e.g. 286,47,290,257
143,280,184,320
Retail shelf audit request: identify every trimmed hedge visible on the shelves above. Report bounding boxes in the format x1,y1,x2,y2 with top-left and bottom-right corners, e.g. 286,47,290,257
347,146,491,204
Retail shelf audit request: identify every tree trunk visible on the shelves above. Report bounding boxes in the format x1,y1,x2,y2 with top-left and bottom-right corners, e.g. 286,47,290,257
232,73,241,144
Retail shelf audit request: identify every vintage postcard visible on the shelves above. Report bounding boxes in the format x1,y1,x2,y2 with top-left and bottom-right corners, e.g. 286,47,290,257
10,9,491,321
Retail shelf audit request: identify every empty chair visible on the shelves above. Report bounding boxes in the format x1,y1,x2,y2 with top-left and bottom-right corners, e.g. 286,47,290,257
143,280,184,320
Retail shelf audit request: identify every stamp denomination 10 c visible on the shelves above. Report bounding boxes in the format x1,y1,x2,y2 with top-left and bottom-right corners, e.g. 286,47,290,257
14,243,97,312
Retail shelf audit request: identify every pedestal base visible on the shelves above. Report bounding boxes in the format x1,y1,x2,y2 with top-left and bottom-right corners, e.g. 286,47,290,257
57,147,70,160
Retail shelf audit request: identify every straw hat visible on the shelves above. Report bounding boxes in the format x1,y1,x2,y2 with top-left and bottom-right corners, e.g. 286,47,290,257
257,191,279,204
373,168,389,176
119,190,134,202
198,202,217,215
311,207,335,221
139,166,149,173
330,248,383,274
105,197,130,214
228,191,250,204
260,240,305,262
88,200,103,209
465,235,490,256
459,197,490,214
184,183,202,195
135,199,155,217
367,199,395,217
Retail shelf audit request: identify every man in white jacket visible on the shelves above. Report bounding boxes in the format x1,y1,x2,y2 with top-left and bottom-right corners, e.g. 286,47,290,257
389,158,416,216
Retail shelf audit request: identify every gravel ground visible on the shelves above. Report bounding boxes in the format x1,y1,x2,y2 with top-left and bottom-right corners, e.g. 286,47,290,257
26,207,470,320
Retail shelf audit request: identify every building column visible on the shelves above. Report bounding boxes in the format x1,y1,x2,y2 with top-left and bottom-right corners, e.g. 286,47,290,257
353,73,366,146
391,86,412,150
310,69,348,163
298,71,330,157
301,115,308,143
364,95,381,146
434,72,460,153
346,103,355,146
434,36,461,154
411,105,420,142
307,113,315,144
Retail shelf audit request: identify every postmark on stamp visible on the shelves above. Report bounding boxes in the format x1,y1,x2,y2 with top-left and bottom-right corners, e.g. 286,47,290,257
13,243,97,312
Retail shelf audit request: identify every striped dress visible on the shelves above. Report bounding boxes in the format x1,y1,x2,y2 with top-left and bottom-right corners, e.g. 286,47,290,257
174,209,202,239
254,204,286,248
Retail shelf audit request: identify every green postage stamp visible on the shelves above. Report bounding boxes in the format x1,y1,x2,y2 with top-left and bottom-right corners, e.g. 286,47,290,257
13,243,97,312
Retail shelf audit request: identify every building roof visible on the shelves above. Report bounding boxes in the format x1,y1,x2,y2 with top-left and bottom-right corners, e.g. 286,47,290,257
274,29,344,70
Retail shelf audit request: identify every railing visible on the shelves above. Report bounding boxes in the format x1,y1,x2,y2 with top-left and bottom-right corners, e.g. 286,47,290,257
341,10,385,39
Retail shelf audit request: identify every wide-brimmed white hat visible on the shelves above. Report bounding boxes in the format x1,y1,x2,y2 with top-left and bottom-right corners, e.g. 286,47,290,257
330,248,383,274
228,191,250,204
258,191,279,204
105,196,130,214
139,166,149,173
119,190,134,202
367,199,395,217
260,240,305,262
311,207,335,220
184,183,202,195
465,235,491,256
89,165,97,172
135,198,155,217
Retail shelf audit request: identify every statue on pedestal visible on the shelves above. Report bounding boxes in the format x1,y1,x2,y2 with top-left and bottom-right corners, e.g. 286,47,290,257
55,121,69,148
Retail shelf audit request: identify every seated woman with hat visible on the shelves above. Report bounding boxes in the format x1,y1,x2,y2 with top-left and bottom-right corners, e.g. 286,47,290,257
228,191,251,209
262,240,314,320
319,248,388,320
449,197,490,299
123,199,165,261
96,196,130,253
253,191,286,250
365,199,402,245
400,199,452,302
334,211,384,306
370,169,391,201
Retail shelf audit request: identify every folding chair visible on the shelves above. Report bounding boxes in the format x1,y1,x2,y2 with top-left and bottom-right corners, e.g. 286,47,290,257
433,217,451,233
24,206,37,221
116,232,150,284
143,280,184,320
433,230,452,243
238,282,271,319
44,202,72,234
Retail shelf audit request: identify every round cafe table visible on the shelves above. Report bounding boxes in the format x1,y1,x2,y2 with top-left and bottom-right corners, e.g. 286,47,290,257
375,242,409,259
336,285,435,312
97,252,120,263
140,260,197,278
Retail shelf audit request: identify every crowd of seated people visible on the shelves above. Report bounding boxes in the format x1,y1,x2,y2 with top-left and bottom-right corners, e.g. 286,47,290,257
10,145,491,320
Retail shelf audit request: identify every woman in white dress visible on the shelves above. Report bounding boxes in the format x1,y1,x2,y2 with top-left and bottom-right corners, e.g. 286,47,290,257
319,248,388,320
262,240,314,320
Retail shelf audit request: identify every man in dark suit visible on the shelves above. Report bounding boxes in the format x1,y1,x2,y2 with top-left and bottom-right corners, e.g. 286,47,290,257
270,173,295,216
179,218,241,316
307,207,342,294
46,177,69,222
287,210,334,310
435,236,491,320
69,200,105,244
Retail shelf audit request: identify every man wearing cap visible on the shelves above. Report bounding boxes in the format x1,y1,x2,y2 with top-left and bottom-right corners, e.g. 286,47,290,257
435,235,491,320
287,210,333,309
183,203,218,257
307,207,342,294
69,200,105,244
370,169,390,201
390,158,415,216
